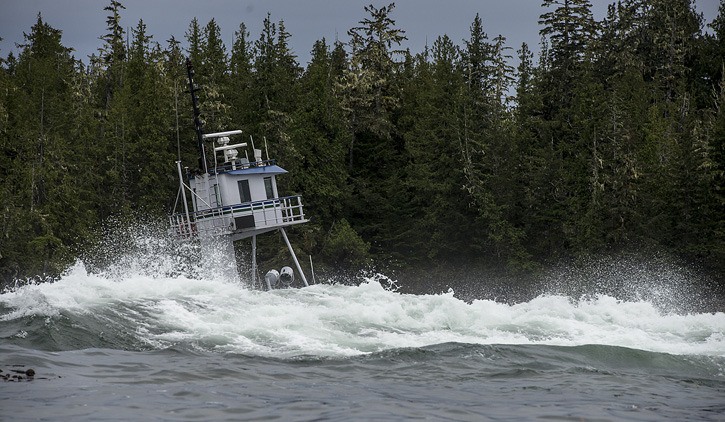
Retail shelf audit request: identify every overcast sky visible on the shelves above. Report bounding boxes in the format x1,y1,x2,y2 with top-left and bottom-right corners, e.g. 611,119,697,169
0,0,720,67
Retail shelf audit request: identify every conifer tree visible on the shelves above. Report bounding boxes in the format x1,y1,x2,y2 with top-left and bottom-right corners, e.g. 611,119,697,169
537,0,596,120
99,0,126,107
459,15,528,265
185,18,203,74
0,39,11,279
199,18,230,132
591,3,651,247
285,39,351,262
397,36,483,262
3,15,83,276
337,3,407,256
228,23,254,132
708,67,725,273
512,42,557,259
536,0,597,257
251,15,301,169
94,0,131,218
712,2,725,220
339,3,406,170
122,20,176,213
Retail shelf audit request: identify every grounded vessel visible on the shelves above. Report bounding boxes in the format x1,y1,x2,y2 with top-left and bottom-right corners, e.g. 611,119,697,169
168,58,309,289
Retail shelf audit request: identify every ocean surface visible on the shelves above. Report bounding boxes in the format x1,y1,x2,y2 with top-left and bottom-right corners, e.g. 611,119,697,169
1,240,724,421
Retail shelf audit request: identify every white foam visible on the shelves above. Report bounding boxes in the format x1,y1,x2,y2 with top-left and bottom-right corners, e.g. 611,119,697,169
1,263,724,358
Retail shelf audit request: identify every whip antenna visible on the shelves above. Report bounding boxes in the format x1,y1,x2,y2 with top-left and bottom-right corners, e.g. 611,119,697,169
186,58,207,173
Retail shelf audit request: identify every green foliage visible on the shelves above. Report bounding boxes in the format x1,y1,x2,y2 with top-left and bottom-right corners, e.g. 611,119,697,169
0,0,723,284
320,219,371,269
0,14,90,281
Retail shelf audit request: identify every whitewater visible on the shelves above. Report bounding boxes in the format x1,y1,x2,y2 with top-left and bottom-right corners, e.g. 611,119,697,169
1,241,724,420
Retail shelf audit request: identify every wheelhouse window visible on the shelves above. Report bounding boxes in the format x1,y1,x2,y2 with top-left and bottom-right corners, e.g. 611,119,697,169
238,180,251,203
264,177,274,199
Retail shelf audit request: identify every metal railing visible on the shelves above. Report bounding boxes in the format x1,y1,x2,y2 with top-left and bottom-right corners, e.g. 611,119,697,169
169,195,306,239
213,159,277,173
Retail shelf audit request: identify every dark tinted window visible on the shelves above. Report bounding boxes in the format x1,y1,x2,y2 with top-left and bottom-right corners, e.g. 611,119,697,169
238,180,251,203
264,177,274,199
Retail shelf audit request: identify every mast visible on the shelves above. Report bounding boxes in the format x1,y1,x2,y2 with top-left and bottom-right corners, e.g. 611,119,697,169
186,58,207,174
170,58,311,289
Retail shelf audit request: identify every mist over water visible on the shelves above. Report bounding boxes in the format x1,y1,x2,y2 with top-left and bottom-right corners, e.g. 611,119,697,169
400,248,725,315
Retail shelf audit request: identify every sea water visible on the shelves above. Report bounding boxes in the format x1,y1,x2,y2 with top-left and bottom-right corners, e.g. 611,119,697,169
1,241,724,421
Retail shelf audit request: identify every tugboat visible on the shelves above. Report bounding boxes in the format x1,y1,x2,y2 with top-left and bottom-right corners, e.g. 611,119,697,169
168,58,310,289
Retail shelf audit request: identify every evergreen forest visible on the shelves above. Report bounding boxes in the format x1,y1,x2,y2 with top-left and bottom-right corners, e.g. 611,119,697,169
1,0,724,288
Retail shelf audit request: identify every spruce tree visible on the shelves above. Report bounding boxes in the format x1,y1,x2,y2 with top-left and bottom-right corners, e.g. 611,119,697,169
94,0,131,219
459,15,528,266
122,20,176,213
339,3,406,170
228,23,255,133
251,15,301,170
3,15,83,276
398,36,483,263
536,0,597,258
337,3,407,257
285,39,351,264
199,18,230,132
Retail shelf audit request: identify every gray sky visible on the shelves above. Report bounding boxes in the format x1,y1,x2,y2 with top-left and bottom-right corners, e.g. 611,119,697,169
0,0,720,67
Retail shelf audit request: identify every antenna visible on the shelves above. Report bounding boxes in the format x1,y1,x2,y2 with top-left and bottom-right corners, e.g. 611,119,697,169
264,136,269,161
175,80,181,161
186,58,207,173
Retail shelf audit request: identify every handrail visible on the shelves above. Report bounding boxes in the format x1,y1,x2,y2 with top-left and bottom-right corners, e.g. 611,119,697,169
169,195,306,239
212,159,277,173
